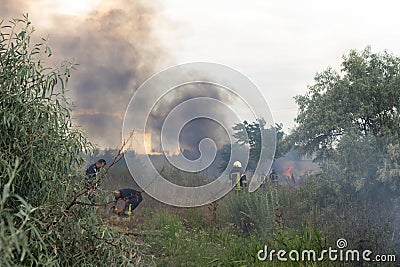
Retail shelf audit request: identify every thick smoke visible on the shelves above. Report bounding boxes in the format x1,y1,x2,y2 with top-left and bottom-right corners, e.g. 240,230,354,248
146,83,235,156
53,1,168,148
1,0,168,148
2,1,239,153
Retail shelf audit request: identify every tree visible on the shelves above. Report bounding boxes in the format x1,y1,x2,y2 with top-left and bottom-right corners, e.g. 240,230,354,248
290,47,400,158
286,47,400,253
287,47,400,191
218,142,250,173
220,119,286,172
0,17,90,206
378,143,400,192
0,16,149,266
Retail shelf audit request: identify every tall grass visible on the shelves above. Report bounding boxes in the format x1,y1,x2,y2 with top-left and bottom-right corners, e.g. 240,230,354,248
94,154,399,266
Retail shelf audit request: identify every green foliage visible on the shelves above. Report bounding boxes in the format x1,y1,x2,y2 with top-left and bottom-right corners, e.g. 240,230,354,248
222,176,396,258
274,226,328,262
290,47,400,157
141,210,266,267
0,16,150,266
317,131,384,193
218,143,249,173
0,159,52,265
221,189,278,235
222,120,286,171
295,174,395,254
0,16,91,206
135,174,396,266
379,143,400,192
141,207,339,266
286,47,400,255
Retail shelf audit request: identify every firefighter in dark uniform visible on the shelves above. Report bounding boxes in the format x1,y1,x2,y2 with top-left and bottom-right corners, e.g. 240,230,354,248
240,173,248,189
112,189,143,217
85,159,106,203
269,168,278,184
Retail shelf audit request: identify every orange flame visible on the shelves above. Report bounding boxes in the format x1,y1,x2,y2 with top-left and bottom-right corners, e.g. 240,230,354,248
283,165,295,178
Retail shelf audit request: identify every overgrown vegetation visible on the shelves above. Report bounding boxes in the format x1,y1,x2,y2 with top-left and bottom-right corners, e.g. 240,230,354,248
287,47,400,253
133,47,400,266
0,16,152,266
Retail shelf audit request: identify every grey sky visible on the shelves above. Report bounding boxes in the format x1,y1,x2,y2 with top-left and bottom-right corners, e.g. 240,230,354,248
155,0,400,131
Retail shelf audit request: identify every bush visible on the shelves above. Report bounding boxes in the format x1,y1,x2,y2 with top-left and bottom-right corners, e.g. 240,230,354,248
0,16,151,266
219,187,278,235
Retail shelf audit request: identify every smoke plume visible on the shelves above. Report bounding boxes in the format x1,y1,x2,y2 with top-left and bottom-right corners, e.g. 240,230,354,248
1,0,168,148
2,0,239,154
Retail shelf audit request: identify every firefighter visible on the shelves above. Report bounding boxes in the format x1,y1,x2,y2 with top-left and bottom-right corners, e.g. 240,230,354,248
269,168,278,184
85,159,106,185
85,159,106,203
229,161,248,192
240,173,248,189
231,161,243,192
112,189,143,217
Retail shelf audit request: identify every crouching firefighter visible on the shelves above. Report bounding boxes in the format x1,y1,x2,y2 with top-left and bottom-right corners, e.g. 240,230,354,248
112,189,143,217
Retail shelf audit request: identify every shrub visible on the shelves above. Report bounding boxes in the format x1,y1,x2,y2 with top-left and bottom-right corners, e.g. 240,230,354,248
0,16,151,266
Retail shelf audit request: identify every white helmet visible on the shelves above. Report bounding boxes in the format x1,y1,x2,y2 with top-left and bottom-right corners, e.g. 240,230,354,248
233,161,242,168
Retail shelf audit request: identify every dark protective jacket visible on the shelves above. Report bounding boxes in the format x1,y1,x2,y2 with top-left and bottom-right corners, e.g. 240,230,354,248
85,163,100,186
86,163,99,176
115,189,141,200
116,189,143,215
240,174,247,188
269,169,278,182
